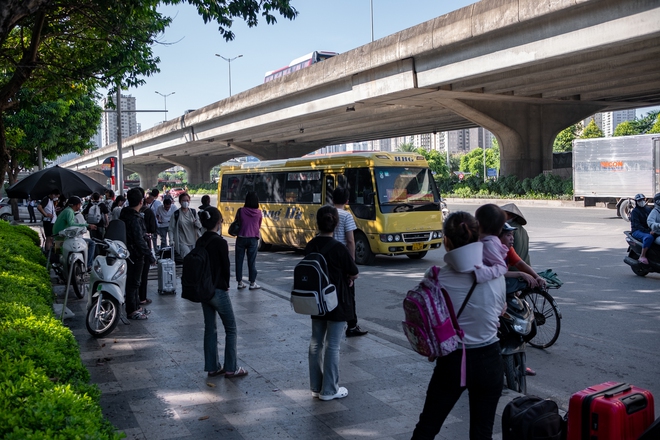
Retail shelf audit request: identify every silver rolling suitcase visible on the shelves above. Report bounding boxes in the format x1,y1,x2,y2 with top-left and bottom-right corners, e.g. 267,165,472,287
158,258,176,294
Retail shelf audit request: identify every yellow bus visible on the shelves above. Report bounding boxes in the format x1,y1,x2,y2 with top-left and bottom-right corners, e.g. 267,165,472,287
217,152,444,264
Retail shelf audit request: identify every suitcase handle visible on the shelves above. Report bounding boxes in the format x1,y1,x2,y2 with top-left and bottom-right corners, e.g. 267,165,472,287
621,393,647,415
603,384,631,398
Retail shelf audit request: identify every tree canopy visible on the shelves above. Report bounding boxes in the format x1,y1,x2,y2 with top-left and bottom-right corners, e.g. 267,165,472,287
553,124,579,152
648,115,660,134
415,148,449,178
459,147,500,176
580,119,604,139
3,86,101,184
0,0,298,195
613,120,638,137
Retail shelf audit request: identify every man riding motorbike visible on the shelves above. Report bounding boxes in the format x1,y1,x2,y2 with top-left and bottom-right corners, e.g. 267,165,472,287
646,193,660,249
631,193,655,265
52,196,97,270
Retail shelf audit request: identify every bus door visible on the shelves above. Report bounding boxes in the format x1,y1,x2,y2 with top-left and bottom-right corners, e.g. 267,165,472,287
340,167,376,222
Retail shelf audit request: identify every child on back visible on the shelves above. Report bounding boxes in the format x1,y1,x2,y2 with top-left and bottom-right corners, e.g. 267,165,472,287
473,204,508,283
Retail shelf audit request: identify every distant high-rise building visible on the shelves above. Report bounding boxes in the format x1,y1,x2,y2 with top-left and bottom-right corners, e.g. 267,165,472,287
601,110,636,137
103,94,139,146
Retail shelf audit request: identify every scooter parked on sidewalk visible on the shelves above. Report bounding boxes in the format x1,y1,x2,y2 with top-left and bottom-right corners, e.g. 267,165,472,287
623,231,660,277
499,292,536,394
85,220,129,338
50,226,88,301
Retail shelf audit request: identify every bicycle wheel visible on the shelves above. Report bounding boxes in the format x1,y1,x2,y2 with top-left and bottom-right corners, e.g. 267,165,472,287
521,289,561,349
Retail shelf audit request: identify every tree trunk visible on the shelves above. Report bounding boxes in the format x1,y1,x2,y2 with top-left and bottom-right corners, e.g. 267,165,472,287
0,118,9,199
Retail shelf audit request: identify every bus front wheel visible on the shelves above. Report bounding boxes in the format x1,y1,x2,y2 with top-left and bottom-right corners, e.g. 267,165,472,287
354,232,375,265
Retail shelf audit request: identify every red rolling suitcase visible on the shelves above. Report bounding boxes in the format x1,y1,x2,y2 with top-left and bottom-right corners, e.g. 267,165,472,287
566,381,655,440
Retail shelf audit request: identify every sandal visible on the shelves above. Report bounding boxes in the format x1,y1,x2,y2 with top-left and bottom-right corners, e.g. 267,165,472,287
136,307,151,315
140,299,152,305
128,311,148,320
224,367,248,378
207,369,226,377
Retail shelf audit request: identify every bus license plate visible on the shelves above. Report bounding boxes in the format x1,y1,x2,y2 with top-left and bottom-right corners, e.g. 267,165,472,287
412,242,424,251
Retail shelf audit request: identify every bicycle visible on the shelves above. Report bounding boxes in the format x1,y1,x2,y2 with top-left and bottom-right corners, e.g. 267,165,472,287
519,269,563,349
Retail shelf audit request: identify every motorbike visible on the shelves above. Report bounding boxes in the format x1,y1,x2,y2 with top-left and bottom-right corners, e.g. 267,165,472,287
499,292,536,394
440,198,450,219
85,220,129,337
50,226,88,301
623,231,660,277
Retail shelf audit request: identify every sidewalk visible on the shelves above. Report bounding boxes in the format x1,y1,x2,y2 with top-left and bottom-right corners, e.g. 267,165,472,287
60,269,521,440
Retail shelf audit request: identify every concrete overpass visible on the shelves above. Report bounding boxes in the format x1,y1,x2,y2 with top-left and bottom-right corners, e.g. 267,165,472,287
63,0,660,186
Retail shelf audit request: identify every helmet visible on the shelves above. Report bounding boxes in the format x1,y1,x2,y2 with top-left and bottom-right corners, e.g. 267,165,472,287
654,193,660,205
634,193,646,201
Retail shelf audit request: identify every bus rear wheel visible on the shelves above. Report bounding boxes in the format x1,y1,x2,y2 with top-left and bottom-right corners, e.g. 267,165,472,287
354,232,375,265
407,251,427,260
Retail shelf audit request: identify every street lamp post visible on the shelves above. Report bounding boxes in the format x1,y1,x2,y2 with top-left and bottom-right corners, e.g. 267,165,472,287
215,54,243,97
154,91,175,123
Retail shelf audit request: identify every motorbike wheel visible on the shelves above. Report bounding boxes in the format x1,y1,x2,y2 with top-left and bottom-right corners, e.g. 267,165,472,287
628,251,650,277
503,352,527,394
71,261,87,299
86,293,120,338
520,290,561,349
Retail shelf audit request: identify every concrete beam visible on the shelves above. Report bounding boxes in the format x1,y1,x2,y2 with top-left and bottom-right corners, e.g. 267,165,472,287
125,163,173,189
163,156,219,185
438,98,605,179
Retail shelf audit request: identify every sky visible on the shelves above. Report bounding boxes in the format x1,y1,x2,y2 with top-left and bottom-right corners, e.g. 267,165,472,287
116,0,658,131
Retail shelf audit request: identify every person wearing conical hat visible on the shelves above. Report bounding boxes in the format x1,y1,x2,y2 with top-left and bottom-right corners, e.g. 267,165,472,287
500,203,530,265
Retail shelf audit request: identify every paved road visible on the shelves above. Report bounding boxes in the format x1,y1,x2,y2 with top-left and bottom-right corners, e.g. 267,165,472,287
217,198,659,413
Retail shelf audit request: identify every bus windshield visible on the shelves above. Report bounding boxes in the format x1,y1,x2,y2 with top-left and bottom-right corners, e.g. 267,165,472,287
374,167,440,213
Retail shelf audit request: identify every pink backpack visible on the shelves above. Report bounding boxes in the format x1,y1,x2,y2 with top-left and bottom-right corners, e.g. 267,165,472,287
402,266,476,385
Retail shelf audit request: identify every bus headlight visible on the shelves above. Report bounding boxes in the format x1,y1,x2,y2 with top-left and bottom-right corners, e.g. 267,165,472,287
394,234,401,242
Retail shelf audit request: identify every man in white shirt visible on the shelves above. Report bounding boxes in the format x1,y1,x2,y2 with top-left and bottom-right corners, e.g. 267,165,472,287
147,189,163,250
37,189,60,253
333,187,368,337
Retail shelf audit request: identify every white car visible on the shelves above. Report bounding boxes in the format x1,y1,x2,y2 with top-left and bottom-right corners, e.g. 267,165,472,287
0,198,40,223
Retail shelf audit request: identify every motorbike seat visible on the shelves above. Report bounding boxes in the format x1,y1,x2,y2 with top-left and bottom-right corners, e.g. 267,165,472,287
104,219,126,245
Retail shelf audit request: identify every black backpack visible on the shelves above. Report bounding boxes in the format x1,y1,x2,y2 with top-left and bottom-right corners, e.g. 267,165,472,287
290,239,339,316
502,396,564,440
181,236,217,303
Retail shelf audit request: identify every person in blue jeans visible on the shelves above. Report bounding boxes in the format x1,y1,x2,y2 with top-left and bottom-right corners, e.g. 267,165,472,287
630,193,654,265
412,212,505,439
235,191,263,290
305,205,359,401
199,207,247,378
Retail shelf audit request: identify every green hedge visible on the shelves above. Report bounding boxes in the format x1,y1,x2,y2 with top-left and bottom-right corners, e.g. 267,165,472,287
156,183,217,196
0,222,120,439
437,173,573,199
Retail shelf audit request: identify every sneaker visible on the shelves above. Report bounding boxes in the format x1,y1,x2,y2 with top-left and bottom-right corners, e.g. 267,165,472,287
237,281,247,289
319,387,348,401
346,326,368,337
525,367,537,376
311,391,320,398
249,282,261,290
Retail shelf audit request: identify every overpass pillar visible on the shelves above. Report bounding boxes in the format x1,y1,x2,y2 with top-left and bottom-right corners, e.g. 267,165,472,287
438,99,605,179
125,164,171,189
163,157,215,185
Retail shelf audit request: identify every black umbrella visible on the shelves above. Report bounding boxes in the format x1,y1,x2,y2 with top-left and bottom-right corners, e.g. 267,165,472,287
6,165,107,200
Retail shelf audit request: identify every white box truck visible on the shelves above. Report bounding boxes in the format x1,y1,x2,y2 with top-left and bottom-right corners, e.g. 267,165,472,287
573,134,660,220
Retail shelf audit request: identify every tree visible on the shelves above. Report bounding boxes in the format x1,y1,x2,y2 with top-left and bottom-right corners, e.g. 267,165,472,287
631,110,660,134
648,115,660,134
4,86,102,184
0,0,298,195
553,124,579,152
459,147,500,176
416,148,449,178
397,142,417,152
580,119,604,139
613,121,638,137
